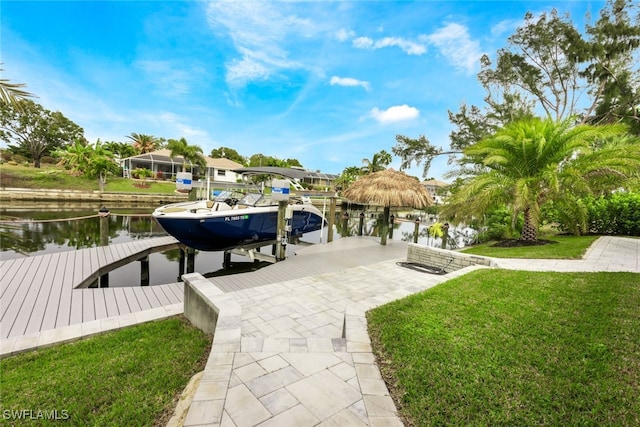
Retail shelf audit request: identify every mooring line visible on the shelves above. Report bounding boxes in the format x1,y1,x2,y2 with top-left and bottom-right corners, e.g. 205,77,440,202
0,213,153,224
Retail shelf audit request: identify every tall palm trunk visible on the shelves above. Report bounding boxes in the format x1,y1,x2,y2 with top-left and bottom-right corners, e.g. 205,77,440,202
522,206,538,241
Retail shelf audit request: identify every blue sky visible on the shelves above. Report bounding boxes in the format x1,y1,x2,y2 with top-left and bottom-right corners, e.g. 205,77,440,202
1,0,603,180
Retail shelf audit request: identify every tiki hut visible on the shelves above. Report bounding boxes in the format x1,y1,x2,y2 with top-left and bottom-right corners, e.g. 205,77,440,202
342,168,433,245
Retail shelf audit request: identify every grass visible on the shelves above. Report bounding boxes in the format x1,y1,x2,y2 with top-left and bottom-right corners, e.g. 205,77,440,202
0,163,177,194
0,317,212,426
367,269,640,426
461,235,600,259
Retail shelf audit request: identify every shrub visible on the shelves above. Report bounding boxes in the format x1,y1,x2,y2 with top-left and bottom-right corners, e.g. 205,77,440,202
40,155,56,164
11,154,27,164
131,168,152,179
34,170,62,181
587,192,640,236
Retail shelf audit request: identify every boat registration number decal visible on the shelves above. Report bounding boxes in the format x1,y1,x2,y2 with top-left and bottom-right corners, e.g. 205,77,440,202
225,215,250,222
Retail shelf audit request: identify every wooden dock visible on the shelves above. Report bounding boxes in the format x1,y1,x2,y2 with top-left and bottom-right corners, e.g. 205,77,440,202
0,236,183,339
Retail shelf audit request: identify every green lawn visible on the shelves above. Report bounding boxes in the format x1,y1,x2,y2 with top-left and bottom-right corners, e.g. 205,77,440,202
461,235,599,259
0,317,211,426
368,269,640,426
0,163,177,194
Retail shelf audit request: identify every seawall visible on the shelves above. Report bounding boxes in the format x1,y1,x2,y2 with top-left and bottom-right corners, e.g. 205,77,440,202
0,187,188,204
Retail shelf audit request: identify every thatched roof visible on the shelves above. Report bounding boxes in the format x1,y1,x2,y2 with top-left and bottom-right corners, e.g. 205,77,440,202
342,169,433,208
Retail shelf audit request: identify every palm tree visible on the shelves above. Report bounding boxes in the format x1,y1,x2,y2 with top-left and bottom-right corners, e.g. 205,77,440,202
442,117,640,241
88,140,120,191
126,133,163,154
0,66,33,105
336,166,362,190
361,150,392,174
54,139,92,174
166,137,207,173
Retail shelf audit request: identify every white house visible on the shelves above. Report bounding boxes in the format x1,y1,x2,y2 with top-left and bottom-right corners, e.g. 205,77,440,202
120,149,244,184
421,179,449,205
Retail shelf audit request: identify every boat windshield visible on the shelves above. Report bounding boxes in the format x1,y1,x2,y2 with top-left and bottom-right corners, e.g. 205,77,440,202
237,193,277,207
213,190,246,206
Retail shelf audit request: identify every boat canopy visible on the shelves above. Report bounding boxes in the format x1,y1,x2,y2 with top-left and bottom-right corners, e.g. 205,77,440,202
232,167,309,180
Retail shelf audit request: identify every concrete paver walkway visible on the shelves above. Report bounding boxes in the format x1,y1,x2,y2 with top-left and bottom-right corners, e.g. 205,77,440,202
492,236,640,272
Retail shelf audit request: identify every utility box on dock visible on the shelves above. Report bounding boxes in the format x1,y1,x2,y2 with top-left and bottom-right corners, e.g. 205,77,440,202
176,172,193,191
271,179,290,201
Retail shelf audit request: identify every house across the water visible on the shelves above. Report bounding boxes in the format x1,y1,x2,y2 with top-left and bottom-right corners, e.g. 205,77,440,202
120,149,244,184
120,150,338,189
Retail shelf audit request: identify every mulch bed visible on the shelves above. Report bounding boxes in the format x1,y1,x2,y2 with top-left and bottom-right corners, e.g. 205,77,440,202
491,239,558,247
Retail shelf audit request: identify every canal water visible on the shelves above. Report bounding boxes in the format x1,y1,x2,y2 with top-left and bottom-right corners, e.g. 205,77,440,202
0,202,475,287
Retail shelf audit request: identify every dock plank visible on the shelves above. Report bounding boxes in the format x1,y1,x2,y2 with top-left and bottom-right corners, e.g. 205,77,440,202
122,287,141,312
11,254,54,337
72,251,85,288
41,252,69,332
93,289,108,320
69,289,83,326
55,254,76,329
0,258,18,283
96,247,108,271
113,287,131,315
82,289,95,322
141,285,161,307
158,285,179,305
23,253,61,336
1,257,33,302
162,283,183,304
0,256,44,337
150,286,171,306
87,248,99,284
130,287,152,311
103,289,119,318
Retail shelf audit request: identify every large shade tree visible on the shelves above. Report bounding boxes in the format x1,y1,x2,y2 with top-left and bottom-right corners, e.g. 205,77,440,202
442,117,640,241
0,99,85,167
210,146,246,165
394,0,640,178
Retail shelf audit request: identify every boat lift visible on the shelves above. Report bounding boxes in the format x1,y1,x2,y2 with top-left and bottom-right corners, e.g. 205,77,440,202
223,176,295,266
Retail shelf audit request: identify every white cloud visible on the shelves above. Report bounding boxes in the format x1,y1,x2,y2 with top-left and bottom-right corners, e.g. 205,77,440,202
135,60,196,96
370,104,419,124
149,112,209,143
374,37,426,55
206,1,315,88
353,36,374,49
352,35,426,55
491,18,522,37
330,76,370,91
335,27,355,42
423,23,483,74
